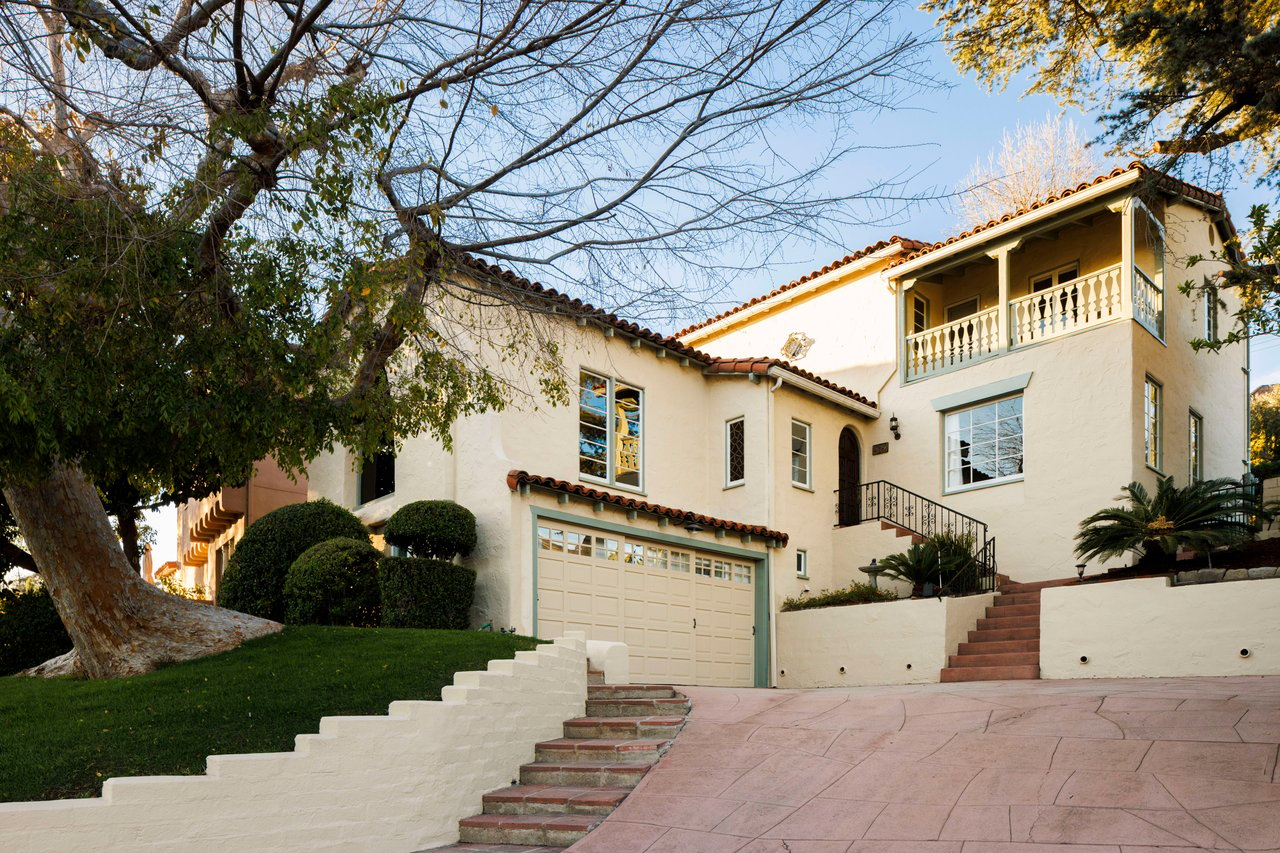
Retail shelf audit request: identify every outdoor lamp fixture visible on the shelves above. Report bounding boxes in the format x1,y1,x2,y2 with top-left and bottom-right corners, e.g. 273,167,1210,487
684,521,705,533
889,415,901,440
1076,563,1087,581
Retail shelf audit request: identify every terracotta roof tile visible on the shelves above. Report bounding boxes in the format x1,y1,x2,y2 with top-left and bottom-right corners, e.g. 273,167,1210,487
889,162,1230,268
506,470,788,545
675,236,927,338
458,256,876,411
704,358,877,409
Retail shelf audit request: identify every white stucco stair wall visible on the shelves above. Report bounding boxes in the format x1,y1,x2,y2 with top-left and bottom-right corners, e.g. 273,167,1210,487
0,634,610,853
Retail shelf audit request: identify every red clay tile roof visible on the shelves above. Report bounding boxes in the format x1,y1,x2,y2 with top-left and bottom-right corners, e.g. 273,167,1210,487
704,358,877,409
506,470,789,545
458,255,876,410
675,236,927,338
890,162,1230,268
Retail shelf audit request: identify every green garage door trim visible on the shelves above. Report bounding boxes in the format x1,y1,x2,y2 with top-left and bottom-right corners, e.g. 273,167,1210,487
530,506,771,688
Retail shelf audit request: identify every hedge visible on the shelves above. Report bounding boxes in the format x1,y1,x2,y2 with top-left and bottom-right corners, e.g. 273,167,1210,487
383,501,477,560
378,557,476,629
283,538,382,627
217,499,368,621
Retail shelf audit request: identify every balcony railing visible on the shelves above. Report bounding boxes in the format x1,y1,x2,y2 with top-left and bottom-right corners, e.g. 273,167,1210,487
905,305,1000,381
906,262,1164,380
1133,267,1164,339
1009,264,1122,345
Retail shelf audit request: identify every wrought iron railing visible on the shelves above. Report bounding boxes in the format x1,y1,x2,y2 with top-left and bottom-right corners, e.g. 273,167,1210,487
843,480,998,594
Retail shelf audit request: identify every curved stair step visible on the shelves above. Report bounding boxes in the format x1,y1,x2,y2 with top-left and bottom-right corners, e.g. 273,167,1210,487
458,813,603,847
482,785,631,816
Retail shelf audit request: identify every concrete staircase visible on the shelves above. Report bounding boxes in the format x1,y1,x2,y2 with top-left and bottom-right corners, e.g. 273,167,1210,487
940,577,1076,682
880,520,925,545
430,670,688,850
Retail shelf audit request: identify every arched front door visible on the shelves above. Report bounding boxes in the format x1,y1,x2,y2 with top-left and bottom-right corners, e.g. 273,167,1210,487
837,427,861,527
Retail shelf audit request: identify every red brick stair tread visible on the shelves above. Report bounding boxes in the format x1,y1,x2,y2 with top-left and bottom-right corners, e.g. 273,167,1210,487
968,626,1039,642
484,785,631,807
957,639,1038,655
537,736,671,752
427,845,566,852
460,814,602,831
564,715,685,726
947,651,1039,668
941,664,1040,682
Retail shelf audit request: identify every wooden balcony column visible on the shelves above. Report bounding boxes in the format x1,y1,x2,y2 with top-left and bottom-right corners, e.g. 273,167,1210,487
984,239,1023,354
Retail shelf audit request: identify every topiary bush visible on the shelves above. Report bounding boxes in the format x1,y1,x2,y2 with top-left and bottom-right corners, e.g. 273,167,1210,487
0,580,72,676
284,537,382,627
378,556,476,629
383,500,477,560
217,499,369,621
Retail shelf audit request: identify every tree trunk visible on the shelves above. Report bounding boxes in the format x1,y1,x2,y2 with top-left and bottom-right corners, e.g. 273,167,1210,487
2,460,280,678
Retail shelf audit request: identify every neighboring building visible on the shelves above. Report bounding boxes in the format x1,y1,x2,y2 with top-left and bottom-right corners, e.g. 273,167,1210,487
307,163,1249,688
171,460,308,600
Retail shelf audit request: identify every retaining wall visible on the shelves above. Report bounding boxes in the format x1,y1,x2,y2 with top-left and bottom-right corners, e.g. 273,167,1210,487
1041,577,1280,679
776,593,994,687
0,634,598,853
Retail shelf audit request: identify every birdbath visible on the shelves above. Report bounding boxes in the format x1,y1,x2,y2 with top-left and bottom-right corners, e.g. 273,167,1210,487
859,559,883,589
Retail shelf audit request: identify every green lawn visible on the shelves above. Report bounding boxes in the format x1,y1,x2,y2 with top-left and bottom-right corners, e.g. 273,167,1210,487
0,626,540,803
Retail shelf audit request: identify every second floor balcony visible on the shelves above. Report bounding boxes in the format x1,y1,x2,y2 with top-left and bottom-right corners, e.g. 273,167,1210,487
898,197,1167,381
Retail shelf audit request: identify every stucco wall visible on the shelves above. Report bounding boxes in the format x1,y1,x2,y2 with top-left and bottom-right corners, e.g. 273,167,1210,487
775,592,994,687
1040,577,1280,679
0,636,593,853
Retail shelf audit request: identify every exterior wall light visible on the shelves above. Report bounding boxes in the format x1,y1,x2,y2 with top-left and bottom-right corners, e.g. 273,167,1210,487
685,521,705,533
889,415,901,440
1076,563,1087,581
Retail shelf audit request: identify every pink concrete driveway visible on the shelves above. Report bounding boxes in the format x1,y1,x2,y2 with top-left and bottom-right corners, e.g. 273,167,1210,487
569,676,1280,852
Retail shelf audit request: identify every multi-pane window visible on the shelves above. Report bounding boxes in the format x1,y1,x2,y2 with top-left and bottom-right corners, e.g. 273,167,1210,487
1189,410,1204,483
1144,376,1162,470
1205,286,1219,341
791,420,811,488
912,294,930,334
726,417,745,486
944,396,1024,491
579,370,643,489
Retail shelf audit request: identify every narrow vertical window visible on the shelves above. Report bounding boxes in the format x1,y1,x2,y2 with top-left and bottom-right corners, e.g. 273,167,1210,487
791,420,811,488
1205,285,1219,341
725,417,745,486
796,549,808,578
1189,410,1204,483
1144,377,1162,471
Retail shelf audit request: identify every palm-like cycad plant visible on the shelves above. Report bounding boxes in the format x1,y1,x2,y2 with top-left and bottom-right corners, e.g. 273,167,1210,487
1075,476,1256,568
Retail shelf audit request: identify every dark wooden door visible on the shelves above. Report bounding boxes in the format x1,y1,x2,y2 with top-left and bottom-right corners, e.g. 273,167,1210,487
837,427,861,527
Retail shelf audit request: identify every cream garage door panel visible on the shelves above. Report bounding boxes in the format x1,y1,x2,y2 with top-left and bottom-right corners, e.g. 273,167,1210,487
536,521,756,687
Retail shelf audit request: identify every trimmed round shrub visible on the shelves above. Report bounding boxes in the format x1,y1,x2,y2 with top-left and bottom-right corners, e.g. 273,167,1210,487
383,500,477,560
0,581,72,676
217,499,368,621
378,556,476,629
284,537,382,627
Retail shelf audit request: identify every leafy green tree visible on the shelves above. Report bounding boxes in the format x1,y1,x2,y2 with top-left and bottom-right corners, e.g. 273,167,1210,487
1075,476,1257,568
1250,384,1280,478
0,1,934,677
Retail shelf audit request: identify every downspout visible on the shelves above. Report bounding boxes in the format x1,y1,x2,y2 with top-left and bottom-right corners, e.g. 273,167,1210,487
765,374,779,687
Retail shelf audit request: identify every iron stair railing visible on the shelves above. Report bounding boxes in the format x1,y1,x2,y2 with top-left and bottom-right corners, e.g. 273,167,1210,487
838,480,998,594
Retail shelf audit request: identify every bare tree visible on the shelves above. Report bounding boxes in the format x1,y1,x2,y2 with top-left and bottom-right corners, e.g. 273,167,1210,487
956,114,1111,227
0,0,934,677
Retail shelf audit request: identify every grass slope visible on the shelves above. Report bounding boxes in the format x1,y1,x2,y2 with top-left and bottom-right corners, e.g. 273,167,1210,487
0,626,540,803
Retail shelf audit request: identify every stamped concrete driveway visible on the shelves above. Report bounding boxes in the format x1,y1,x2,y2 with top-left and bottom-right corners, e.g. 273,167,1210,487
568,676,1280,852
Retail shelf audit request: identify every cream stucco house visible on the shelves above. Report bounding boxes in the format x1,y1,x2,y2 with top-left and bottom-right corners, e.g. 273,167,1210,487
306,163,1250,688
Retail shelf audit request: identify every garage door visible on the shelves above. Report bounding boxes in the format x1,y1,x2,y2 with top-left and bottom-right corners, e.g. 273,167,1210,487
535,521,757,687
